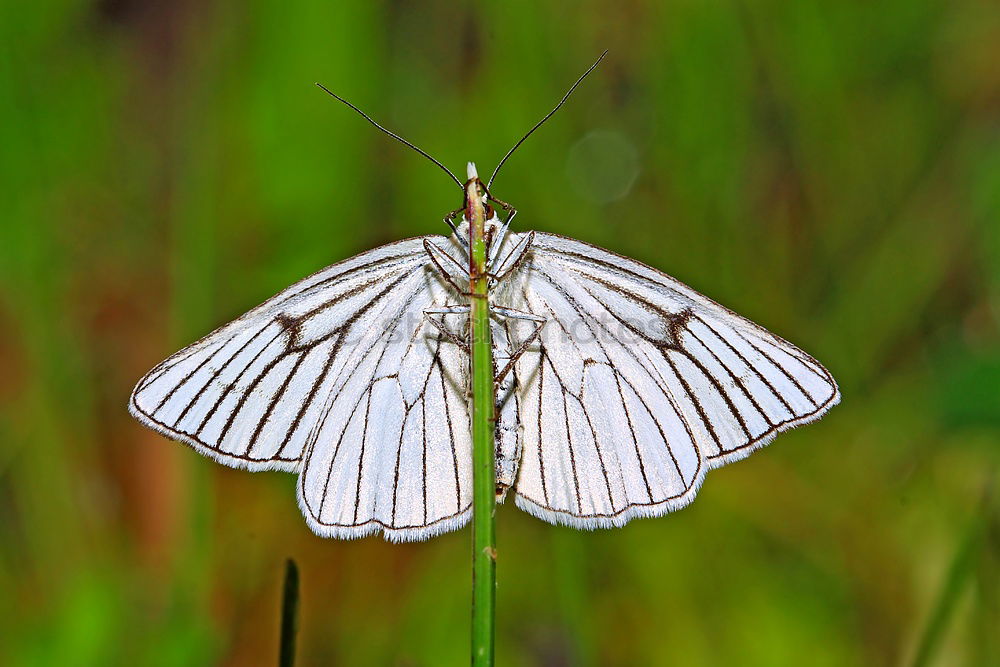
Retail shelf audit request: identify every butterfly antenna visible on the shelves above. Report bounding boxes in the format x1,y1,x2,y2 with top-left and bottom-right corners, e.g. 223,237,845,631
487,51,608,190
316,83,463,189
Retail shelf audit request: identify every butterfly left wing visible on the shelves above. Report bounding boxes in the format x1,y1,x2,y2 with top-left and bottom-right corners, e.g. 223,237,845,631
504,232,839,529
130,235,475,541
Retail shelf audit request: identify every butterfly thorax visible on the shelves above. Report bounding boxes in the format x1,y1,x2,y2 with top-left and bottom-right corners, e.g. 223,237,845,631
436,160,532,294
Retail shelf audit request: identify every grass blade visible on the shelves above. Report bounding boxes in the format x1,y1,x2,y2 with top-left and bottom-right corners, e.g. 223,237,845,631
910,479,994,667
279,559,300,667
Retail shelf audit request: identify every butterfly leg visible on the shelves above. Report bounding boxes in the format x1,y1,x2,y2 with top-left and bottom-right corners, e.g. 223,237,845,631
423,305,470,352
440,206,472,260
485,192,516,221
423,239,469,294
442,205,465,236
491,307,545,383
484,194,517,264
492,306,544,323
486,207,517,267
488,230,534,286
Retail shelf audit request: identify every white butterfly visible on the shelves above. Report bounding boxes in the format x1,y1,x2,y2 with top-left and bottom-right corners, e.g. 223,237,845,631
129,158,839,542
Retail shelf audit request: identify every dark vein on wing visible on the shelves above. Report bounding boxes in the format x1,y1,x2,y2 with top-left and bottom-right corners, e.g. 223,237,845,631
352,385,376,524
616,371,687,488
216,336,296,445
243,350,307,456
150,334,235,414
611,371,654,503
734,329,820,408
675,347,753,441
577,391,617,512
193,327,285,435
686,326,773,429
536,343,549,506
662,351,723,454
171,326,272,427
275,339,339,459
692,314,794,418
437,353,463,514
561,377,583,515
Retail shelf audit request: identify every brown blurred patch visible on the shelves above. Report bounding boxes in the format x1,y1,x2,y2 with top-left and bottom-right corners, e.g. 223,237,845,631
0,295,26,406
934,2,1000,115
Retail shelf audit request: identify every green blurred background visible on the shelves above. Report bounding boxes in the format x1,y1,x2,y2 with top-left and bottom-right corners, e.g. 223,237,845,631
2,1,999,665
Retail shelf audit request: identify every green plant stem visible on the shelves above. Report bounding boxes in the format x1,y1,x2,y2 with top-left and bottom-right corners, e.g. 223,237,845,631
468,179,496,667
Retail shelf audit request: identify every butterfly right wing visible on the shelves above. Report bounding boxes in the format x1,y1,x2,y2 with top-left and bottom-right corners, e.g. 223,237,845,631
504,232,839,529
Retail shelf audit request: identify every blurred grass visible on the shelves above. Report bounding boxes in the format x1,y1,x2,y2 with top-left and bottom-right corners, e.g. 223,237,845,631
1,0,999,665
911,481,995,667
